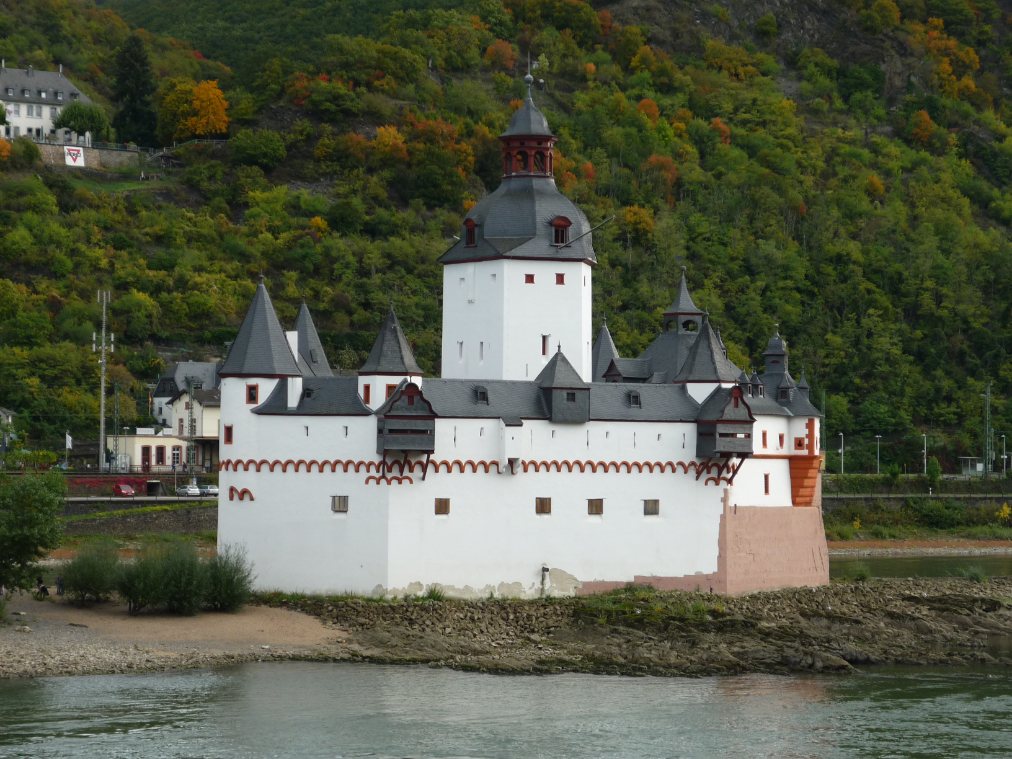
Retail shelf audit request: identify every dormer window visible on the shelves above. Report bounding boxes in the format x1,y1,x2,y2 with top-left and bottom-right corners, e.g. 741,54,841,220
759,385,764,396
566,391,577,402
57,91,63,100
22,89,29,97
303,388,314,399
780,389,789,400
5,88,11,96
476,386,488,404
551,216,572,246
464,218,476,247
39,91,46,99
310,349,318,363
70,93,79,100
629,391,641,408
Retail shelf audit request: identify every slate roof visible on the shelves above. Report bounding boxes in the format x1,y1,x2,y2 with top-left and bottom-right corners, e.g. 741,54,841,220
639,330,696,381
439,175,596,265
154,361,221,398
501,75,553,137
294,301,333,377
359,307,423,375
605,357,653,380
672,318,741,383
696,386,756,422
191,388,221,407
535,350,587,389
253,376,372,416
0,67,90,106
219,280,301,377
588,382,698,421
663,267,703,316
764,328,787,356
591,320,619,382
413,379,548,420
735,391,791,417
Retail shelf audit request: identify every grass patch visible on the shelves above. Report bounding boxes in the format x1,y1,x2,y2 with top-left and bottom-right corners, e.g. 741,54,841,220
69,178,167,193
955,564,989,583
61,502,215,522
576,584,723,629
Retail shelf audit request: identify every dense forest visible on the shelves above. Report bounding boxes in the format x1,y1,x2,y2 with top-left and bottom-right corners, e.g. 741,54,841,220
3,0,1012,474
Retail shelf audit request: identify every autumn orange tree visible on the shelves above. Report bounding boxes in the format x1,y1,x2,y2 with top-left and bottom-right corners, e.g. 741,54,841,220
484,40,516,71
185,80,230,138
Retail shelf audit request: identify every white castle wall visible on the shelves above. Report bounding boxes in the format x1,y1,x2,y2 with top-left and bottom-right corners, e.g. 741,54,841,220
441,259,593,382
218,408,812,597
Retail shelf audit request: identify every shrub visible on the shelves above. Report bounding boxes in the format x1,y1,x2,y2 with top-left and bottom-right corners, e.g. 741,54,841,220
63,544,119,605
230,129,287,170
955,564,988,583
115,552,164,615
756,13,778,39
423,585,445,601
205,543,255,612
852,562,872,582
7,138,40,170
907,498,962,529
160,543,208,615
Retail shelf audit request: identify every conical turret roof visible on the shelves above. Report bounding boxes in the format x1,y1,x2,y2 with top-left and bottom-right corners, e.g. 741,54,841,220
591,318,619,382
360,307,422,375
764,325,787,355
220,278,300,378
672,317,741,383
663,267,704,316
535,348,587,389
501,74,553,137
294,300,333,377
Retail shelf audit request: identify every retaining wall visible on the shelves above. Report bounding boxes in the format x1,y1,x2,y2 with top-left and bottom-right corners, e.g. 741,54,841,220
822,495,1010,513
62,505,217,536
38,143,143,170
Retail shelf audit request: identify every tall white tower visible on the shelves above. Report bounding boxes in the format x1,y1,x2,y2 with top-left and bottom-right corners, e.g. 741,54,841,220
438,75,595,382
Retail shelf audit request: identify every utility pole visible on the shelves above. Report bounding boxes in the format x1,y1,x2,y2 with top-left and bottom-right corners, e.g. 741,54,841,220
922,433,927,476
821,390,826,453
839,432,844,475
875,435,882,475
92,290,113,471
983,383,993,478
1003,434,1007,477
187,376,195,480
113,382,120,472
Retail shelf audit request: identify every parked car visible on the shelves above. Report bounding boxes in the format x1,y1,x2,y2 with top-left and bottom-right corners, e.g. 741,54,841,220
112,483,135,497
175,485,200,497
199,484,219,497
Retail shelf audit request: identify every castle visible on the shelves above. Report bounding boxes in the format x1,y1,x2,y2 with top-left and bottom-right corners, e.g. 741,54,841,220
218,76,829,598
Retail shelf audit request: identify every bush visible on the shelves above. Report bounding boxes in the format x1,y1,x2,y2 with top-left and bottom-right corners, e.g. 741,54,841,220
205,543,255,612
955,564,988,583
63,544,119,604
6,138,41,170
852,562,872,582
907,498,962,529
115,552,164,615
230,129,287,170
160,543,208,615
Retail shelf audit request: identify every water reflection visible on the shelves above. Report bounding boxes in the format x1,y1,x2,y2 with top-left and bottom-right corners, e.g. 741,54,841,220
830,554,1012,579
1,663,1010,758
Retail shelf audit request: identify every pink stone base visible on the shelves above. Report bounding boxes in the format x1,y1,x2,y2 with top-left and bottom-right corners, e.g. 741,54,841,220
578,490,829,596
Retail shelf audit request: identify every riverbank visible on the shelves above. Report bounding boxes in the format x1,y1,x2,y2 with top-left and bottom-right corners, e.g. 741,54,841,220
4,578,1012,679
829,540,1012,557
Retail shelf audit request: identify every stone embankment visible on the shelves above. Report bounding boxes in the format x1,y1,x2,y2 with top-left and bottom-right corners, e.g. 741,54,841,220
4,579,1012,679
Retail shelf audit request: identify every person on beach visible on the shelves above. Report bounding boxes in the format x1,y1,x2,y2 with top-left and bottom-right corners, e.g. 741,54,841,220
56,576,64,596
35,577,50,598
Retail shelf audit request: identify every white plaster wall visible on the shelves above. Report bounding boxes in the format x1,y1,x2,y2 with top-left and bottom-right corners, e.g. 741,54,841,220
732,456,793,507
358,374,422,411
441,259,592,382
754,414,791,454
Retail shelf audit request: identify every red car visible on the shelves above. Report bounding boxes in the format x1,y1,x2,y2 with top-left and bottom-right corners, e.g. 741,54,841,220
112,483,135,497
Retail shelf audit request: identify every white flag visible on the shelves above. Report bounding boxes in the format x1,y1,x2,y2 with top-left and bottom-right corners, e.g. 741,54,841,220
65,432,73,450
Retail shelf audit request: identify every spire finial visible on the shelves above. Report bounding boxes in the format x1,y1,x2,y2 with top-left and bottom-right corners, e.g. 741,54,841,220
681,265,686,273
557,342,561,354
524,52,534,97
774,322,779,334
259,272,265,285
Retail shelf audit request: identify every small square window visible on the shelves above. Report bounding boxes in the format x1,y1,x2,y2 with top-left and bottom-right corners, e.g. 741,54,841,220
566,391,576,402
525,274,535,284
224,425,233,444
386,384,397,398
477,389,488,403
587,498,603,515
555,273,565,285
435,498,450,515
332,495,349,512
644,499,659,516
536,497,551,514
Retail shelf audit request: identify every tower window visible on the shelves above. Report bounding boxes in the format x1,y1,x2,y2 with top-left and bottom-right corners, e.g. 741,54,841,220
629,391,641,408
764,474,770,495
363,385,371,404
555,273,565,285
525,273,535,284
779,433,785,449
477,387,488,403
246,384,258,404
780,389,788,400
554,227,568,245
542,335,548,356
386,384,397,398
516,152,528,172
762,431,768,449
566,391,576,402
534,151,545,172
464,219,476,247
224,425,233,444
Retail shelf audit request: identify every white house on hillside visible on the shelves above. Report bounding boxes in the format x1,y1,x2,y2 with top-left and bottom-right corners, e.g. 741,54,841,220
0,63,93,144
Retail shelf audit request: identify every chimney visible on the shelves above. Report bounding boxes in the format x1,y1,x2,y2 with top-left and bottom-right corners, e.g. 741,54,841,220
1,60,4,69
59,63,63,75
28,65,32,77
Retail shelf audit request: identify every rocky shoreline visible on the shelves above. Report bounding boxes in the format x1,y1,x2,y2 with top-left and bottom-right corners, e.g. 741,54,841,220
4,578,1012,679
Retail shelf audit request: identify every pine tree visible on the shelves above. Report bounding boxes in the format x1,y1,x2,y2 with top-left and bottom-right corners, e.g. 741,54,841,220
111,34,157,146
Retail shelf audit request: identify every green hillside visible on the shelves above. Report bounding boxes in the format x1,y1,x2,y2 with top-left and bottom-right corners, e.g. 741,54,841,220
5,0,1012,475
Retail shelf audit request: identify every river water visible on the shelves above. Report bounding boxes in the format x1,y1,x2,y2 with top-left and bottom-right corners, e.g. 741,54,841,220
829,554,1012,579
2,663,1011,758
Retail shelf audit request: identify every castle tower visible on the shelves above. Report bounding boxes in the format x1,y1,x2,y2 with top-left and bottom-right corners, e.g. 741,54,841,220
358,306,423,410
438,74,595,382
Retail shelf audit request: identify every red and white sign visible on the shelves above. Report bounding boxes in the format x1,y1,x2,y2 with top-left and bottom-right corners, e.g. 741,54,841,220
64,146,85,166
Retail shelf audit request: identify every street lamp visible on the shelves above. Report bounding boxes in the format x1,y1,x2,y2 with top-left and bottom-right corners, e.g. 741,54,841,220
875,435,882,475
922,433,927,475
839,432,844,475
1003,434,1007,477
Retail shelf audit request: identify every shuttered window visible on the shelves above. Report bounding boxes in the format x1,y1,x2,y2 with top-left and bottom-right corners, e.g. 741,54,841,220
536,497,551,514
435,498,450,515
331,496,349,513
587,499,603,515
643,499,659,516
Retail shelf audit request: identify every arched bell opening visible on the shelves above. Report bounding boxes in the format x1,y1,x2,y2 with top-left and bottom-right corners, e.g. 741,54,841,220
534,151,546,173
